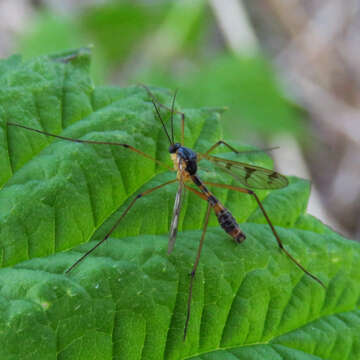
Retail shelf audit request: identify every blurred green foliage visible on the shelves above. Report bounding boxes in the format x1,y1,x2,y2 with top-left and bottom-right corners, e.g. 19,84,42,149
16,0,304,142
137,56,303,140
81,3,171,65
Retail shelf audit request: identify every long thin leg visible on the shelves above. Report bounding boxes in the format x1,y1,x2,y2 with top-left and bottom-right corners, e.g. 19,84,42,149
184,202,211,341
7,122,172,171
184,184,208,201
140,84,185,145
205,140,241,155
204,140,279,156
204,181,326,288
65,179,177,273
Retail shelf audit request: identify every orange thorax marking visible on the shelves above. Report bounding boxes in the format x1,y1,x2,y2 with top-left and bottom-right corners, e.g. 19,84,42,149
171,153,192,182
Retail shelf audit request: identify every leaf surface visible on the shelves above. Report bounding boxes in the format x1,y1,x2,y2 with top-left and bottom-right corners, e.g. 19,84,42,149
0,50,359,360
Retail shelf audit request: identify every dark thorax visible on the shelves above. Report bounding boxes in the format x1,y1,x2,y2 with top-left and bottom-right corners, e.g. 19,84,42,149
169,143,246,244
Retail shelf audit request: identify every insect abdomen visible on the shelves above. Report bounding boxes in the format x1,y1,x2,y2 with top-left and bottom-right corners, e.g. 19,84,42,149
190,175,246,244
216,208,246,243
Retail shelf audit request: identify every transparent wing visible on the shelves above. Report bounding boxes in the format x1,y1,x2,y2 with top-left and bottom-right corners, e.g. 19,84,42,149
168,159,185,254
198,153,288,190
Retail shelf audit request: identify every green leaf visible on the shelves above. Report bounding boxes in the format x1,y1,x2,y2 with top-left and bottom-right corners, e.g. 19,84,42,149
0,50,359,360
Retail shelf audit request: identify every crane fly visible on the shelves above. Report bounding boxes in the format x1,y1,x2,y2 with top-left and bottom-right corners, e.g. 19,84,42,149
7,85,325,341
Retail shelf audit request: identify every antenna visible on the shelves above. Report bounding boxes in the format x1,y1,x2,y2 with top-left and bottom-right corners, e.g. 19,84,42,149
151,100,173,145
170,89,178,144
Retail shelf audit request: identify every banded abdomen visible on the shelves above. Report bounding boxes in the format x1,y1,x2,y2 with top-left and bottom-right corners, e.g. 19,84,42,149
191,175,246,243
215,207,246,243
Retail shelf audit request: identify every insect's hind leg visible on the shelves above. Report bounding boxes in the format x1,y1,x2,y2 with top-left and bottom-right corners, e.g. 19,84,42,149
64,178,177,273
203,181,326,288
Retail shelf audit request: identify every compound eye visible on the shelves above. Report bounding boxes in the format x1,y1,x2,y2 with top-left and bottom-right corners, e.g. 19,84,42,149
169,143,181,153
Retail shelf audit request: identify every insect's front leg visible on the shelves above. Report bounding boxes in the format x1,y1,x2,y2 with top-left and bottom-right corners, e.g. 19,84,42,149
203,140,278,156
7,121,173,171
204,140,241,155
65,178,177,273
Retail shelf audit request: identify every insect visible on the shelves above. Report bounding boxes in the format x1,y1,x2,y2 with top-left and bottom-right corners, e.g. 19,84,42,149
7,85,325,340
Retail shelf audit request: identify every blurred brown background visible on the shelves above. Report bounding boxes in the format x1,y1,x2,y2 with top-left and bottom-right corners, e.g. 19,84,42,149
0,0,359,240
